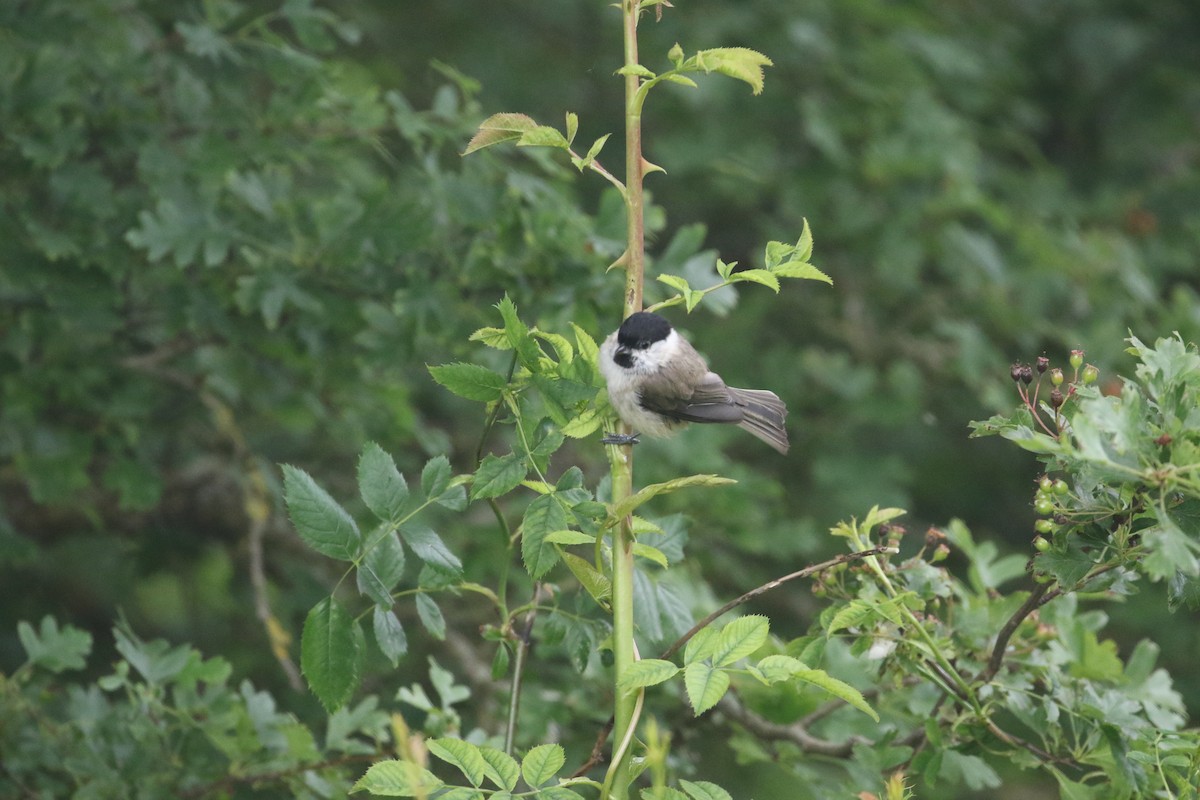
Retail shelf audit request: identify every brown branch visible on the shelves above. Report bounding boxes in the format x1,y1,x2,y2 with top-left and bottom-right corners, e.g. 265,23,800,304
975,580,1051,684
716,693,868,757
570,716,614,779
659,548,891,662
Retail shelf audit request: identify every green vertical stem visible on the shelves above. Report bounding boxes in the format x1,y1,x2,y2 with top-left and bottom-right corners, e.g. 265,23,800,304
606,3,645,798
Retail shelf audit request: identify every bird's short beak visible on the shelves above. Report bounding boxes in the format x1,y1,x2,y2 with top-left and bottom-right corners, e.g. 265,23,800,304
614,345,634,369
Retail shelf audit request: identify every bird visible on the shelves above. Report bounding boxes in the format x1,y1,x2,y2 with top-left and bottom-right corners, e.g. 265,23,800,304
598,311,789,454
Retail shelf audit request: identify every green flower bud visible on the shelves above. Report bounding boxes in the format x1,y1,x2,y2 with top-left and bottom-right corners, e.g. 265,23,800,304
1069,350,1084,370
1082,364,1099,384
1050,368,1064,386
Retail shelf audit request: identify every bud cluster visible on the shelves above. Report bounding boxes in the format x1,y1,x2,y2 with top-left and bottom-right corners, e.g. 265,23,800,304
1008,349,1100,438
1031,474,1070,548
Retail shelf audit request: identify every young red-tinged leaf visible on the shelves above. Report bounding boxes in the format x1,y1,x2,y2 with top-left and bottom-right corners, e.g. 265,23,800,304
428,362,508,403
471,452,528,500
463,112,538,155
372,606,408,666
358,442,409,523
301,597,363,711
282,465,361,561
618,658,680,691
520,743,565,788
352,760,443,796
414,593,446,640
522,493,569,579
478,746,520,792
680,779,733,800
684,662,730,715
712,615,770,667
690,47,773,95
428,738,487,788
357,527,406,605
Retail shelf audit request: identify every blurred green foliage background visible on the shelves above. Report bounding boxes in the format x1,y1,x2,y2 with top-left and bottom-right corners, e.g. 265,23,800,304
2,1,1199,796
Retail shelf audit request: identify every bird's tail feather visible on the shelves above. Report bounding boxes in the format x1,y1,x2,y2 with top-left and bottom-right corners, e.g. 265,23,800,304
730,387,790,454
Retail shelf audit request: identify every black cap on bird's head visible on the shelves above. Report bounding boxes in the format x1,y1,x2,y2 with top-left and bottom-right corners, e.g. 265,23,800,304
617,311,672,350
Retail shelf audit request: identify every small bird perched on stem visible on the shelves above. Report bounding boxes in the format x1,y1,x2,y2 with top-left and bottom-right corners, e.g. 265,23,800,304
599,311,789,454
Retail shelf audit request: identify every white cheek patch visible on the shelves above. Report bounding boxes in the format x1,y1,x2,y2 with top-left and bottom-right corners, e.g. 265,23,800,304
632,329,682,373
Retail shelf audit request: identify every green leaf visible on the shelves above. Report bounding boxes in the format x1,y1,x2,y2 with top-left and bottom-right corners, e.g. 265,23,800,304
399,524,462,575
616,63,656,78
619,658,680,690
770,260,832,283
826,599,879,634
414,593,446,640
301,597,362,711
352,760,443,797
518,125,571,149
564,111,578,144
712,615,770,667
680,780,733,800
561,552,612,604
520,743,565,788
428,362,508,403
372,606,408,666
428,738,487,787
358,442,410,522
539,788,586,800
684,662,730,715
609,474,736,523
684,627,721,665
791,666,879,721
282,465,361,561
421,455,452,501
729,268,780,293
472,452,528,500
689,47,773,95
560,404,604,439
18,616,92,673
522,493,569,579
496,296,543,369
469,326,510,349
357,528,406,605
663,74,699,88
632,543,669,568
463,112,538,155
795,218,814,262
755,654,805,683
478,746,520,792
545,530,595,546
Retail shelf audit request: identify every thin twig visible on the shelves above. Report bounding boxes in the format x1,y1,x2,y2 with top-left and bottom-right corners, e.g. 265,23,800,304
504,584,542,755
658,548,892,661
976,580,1051,684
716,694,868,757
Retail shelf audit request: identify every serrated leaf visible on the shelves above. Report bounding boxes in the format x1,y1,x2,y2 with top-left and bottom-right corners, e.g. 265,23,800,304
469,326,511,349
421,455,452,501
826,600,879,634
792,667,878,721
399,524,461,575
571,323,600,366
357,528,406,605
664,74,699,88
463,112,538,155
632,543,669,569
518,125,570,149
301,597,362,711
18,616,92,673
684,662,730,715
609,475,736,523
522,493,569,579
730,268,780,293
415,593,446,640
532,330,575,363
521,743,565,788
282,465,361,561
771,261,832,283
583,133,610,163
479,746,520,791
545,529,595,545
564,111,578,144
352,760,443,796
690,47,773,94
680,780,733,800
428,738,487,787
755,654,805,683
795,218,813,261
358,443,410,523
684,626,720,665
496,296,543,369
428,363,508,403
561,552,612,604
712,615,770,667
472,452,528,500
560,405,604,439
657,273,693,294
372,606,408,667
616,63,656,78
619,658,680,690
